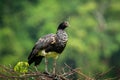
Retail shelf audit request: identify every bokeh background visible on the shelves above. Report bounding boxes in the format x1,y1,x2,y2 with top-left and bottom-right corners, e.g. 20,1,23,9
0,0,120,79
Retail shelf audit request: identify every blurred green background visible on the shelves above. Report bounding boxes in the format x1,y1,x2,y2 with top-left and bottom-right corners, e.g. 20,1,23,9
0,0,120,78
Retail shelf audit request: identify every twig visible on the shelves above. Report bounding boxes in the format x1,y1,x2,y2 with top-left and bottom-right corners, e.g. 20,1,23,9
0,65,18,76
64,63,94,80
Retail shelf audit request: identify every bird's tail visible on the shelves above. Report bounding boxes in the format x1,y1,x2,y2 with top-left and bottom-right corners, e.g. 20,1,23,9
28,56,44,66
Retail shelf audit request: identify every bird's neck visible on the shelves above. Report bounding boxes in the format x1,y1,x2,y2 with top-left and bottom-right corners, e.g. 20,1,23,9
56,29,66,36
56,29,68,42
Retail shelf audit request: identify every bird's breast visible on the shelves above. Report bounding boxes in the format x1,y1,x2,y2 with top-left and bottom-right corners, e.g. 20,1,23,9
57,30,68,43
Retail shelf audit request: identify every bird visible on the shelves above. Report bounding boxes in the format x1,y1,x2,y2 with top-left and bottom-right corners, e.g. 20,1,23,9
28,21,69,74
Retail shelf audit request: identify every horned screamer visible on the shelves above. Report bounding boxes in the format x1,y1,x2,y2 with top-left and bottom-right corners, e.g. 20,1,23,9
28,21,69,74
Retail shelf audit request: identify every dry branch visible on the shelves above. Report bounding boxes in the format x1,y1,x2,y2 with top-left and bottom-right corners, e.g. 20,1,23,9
0,64,95,80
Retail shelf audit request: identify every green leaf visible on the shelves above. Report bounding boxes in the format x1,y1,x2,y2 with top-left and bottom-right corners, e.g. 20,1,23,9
14,61,29,73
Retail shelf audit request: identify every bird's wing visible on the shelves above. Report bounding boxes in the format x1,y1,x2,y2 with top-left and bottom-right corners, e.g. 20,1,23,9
28,33,56,60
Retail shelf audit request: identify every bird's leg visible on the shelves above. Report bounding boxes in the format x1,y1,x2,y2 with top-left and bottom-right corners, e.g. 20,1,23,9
53,59,57,75
34,66,38,72
45,57,49,74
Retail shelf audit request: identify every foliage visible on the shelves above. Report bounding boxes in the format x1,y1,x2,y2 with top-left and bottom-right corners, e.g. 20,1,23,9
0,0,120,78
14,61,29,73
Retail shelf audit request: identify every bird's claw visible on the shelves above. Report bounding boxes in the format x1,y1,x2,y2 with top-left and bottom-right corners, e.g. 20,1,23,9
43,71,50,75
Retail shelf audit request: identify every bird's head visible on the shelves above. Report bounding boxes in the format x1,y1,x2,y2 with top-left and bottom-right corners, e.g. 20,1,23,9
57,21,69,30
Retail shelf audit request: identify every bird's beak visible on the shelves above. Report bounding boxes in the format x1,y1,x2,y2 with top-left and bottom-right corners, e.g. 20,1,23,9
67,22,70,27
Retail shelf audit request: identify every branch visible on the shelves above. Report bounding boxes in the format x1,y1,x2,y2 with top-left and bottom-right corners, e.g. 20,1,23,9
64,63,94,80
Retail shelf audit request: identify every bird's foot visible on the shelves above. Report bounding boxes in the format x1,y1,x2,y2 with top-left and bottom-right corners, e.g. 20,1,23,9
43,71,50,75
52,70,56,76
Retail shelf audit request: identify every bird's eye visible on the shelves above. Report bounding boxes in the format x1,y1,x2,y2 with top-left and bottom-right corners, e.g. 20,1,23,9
64,22,68,27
